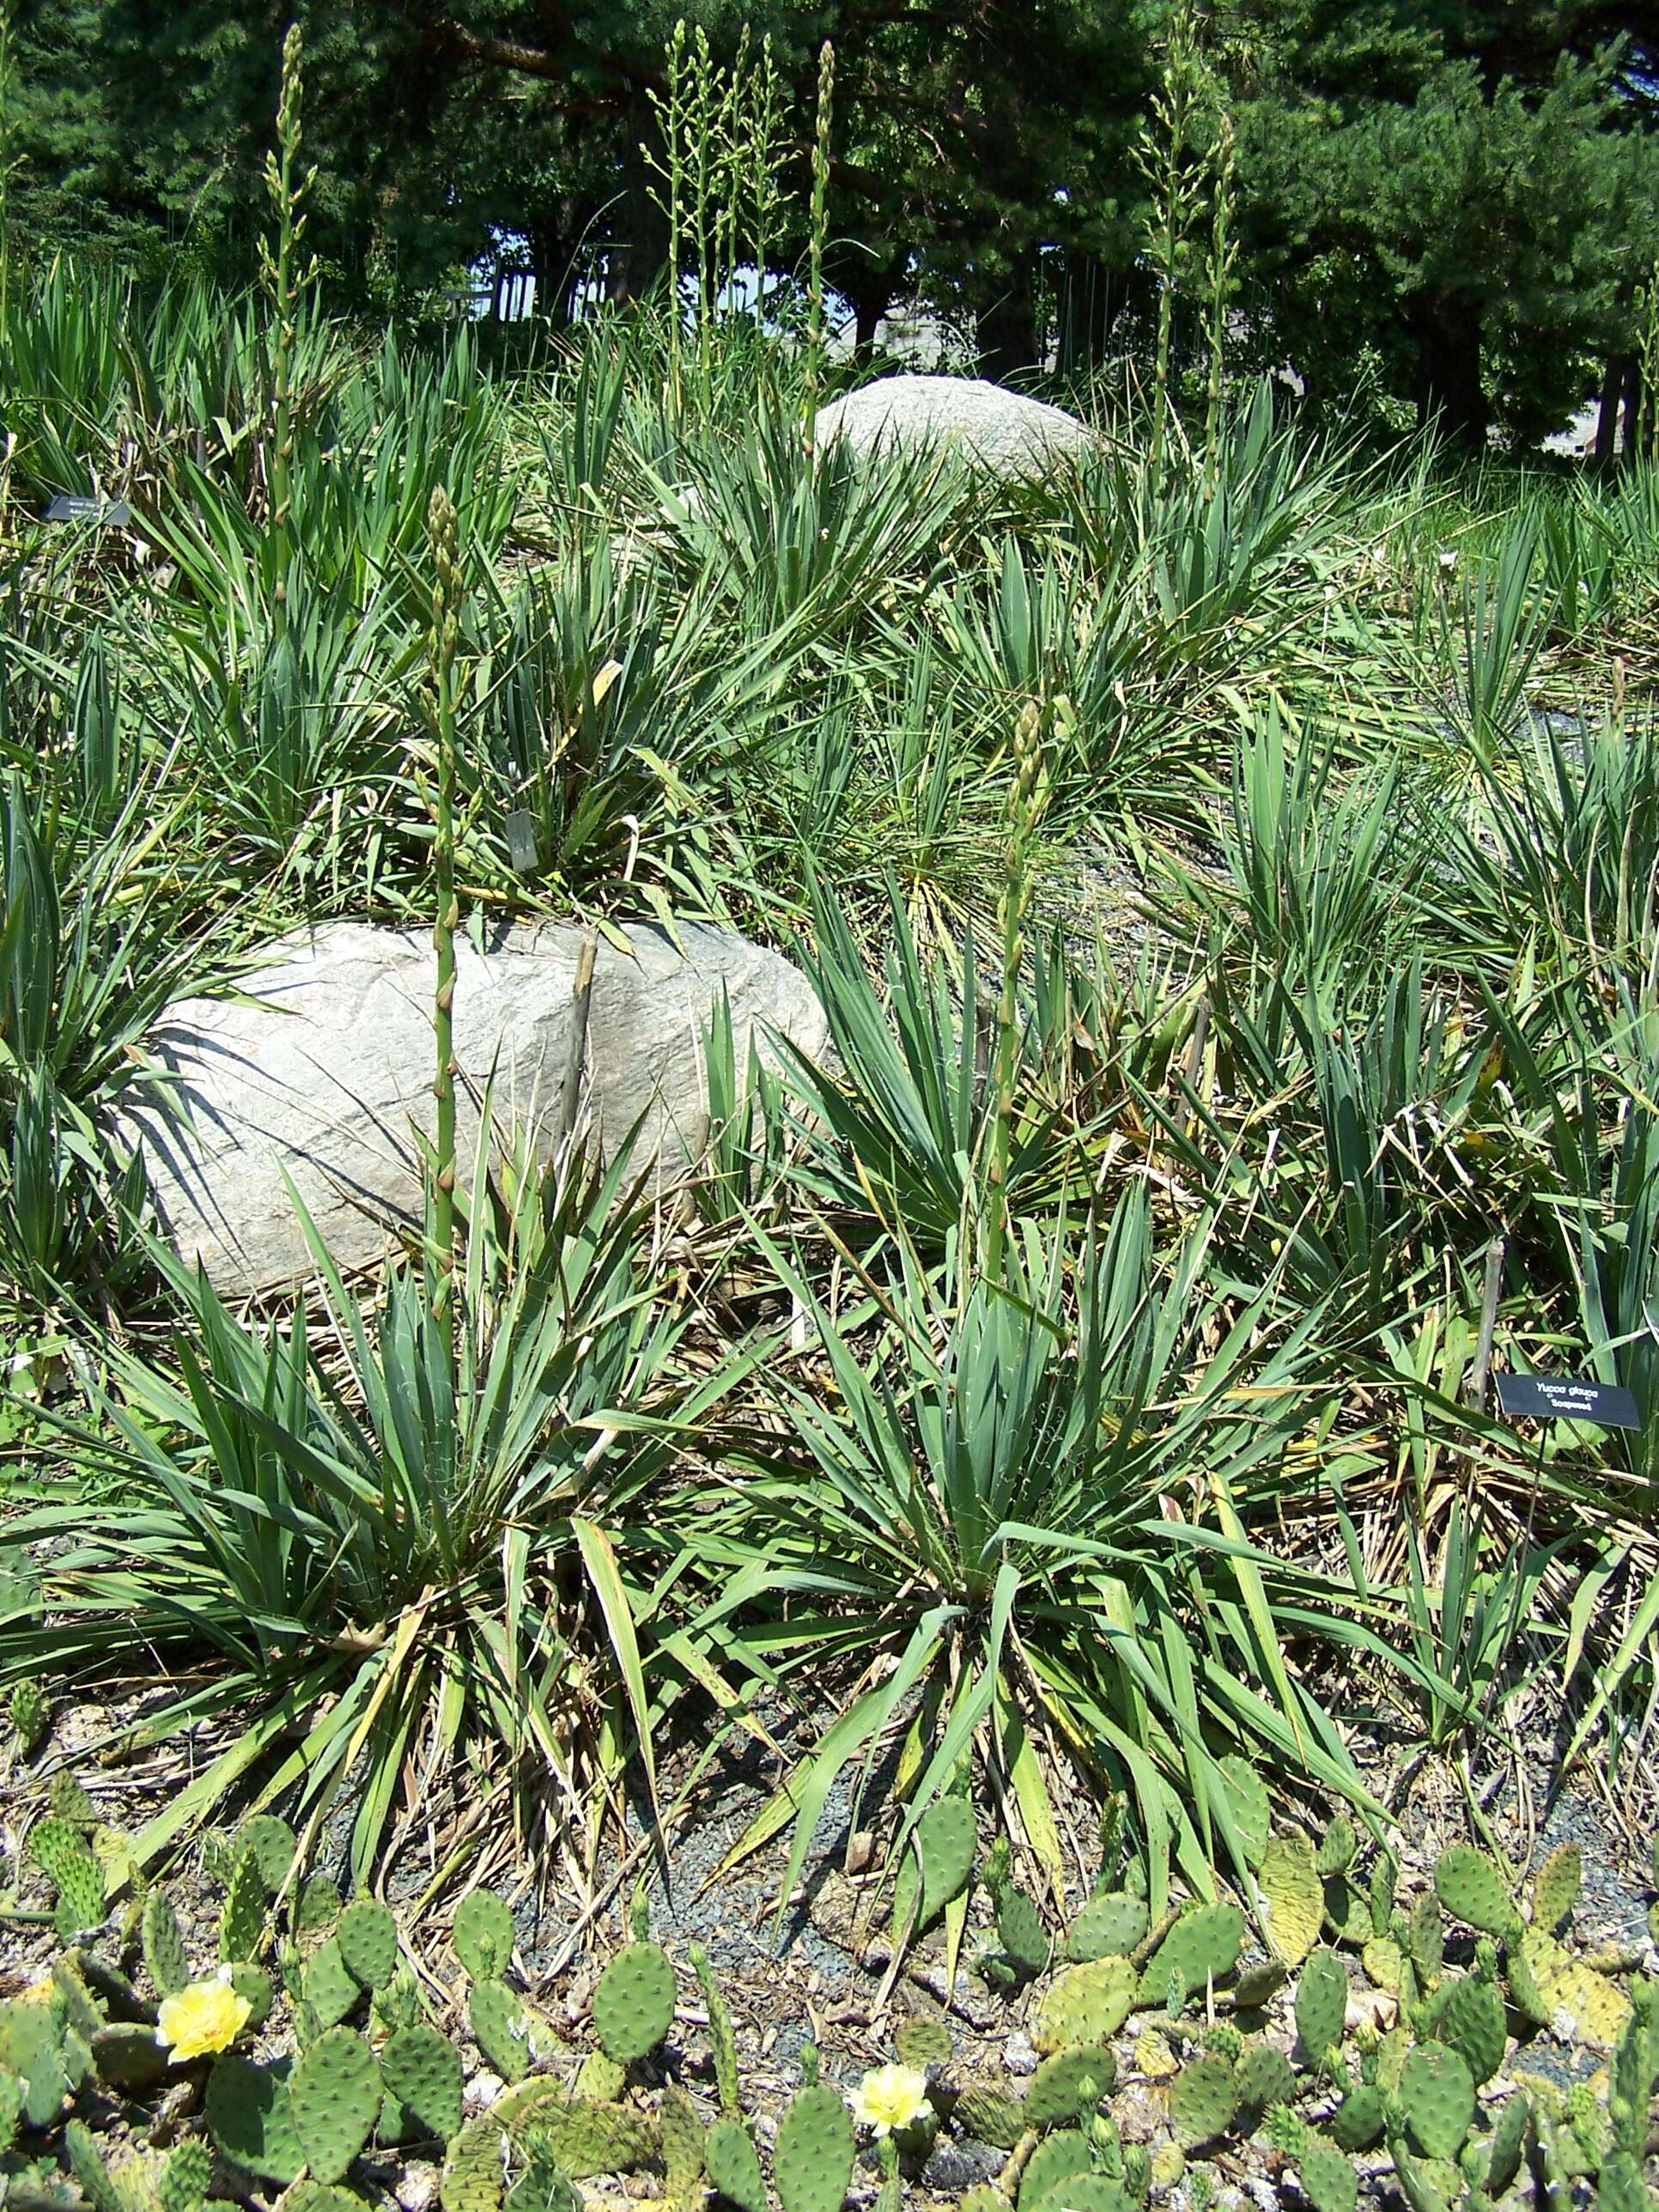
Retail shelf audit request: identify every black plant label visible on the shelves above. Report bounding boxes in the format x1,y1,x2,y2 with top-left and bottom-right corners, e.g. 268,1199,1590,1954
1494,1372,1641,1430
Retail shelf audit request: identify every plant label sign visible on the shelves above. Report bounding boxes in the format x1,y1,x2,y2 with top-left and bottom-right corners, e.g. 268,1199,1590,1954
1494,1372,1640,1430
44,493,131,527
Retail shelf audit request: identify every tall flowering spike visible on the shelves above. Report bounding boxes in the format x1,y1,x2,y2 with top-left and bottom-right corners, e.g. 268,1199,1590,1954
426,483,463,1330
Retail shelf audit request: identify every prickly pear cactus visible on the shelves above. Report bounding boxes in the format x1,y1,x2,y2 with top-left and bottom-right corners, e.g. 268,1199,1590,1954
1431,1974,1505,2085
381,2024,464,2143
690,1941,742,2118
143,1892,190,2001
219,1845,267,1965
1065,1893,1147,1962
894,2015,951,2071
773,2080,855,2212
1329,2083,1385,2152
1018,2128,1091,2209
1294,1949,1347,2066
1034,1957,1136,2053
1257,1838,1323,1967
470,1978,533,2085
1431,1848,1518,1942
206,2054,307,2186
953,2087,1025,2150
996,1886,1051,1979
1136,1904,1244,2003
707,2115,767,2212
337,1899,398,1992
1529,1843,1582,1936
289,2027,381,2184
1234,2041,1294,2120
1297,2137,1358,2212
234,1816,296,1894
915,1796,975,1924
453,1891,517,1984
592,1941,676,2066
1216,1758,1271,1868
1398,2043,1474,2161
1167,2054,1237,2148
302,1937,362,2033
1025,2046,1115,2128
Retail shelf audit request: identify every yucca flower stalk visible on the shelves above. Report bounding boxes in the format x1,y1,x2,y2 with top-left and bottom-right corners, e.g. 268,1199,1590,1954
0,0,21,336
1135,0,1205,478
259,21,315,594
1203,109,1238,497
426,483,463,1341
805,40,835,433
984,699,1048,1280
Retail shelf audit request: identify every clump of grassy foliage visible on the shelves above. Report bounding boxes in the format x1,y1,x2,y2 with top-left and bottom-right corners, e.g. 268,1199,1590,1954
1,20,1657,1943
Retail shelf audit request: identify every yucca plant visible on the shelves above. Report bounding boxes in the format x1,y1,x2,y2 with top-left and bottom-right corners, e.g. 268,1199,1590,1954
712,1188,1420,1914
0,657,221,1300
0,1130,735,1882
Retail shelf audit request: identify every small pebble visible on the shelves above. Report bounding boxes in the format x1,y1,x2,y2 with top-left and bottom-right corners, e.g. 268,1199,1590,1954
463,2069,505,2114
395,2162,441,2212
1002,2028,1038,2076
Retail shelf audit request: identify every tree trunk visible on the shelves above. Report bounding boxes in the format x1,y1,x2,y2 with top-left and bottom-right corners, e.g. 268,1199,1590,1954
977,252,1041,382
1412,290,1487,450
1594,353,1627,470
604,112,671,306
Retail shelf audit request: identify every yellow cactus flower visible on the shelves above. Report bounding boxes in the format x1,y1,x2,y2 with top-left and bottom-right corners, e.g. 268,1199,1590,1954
848,2062,931,2137
155,1978,252,2063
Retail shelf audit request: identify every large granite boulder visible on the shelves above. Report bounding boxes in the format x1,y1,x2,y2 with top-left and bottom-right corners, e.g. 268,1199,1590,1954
814,375,1094,481
122,919,827,1296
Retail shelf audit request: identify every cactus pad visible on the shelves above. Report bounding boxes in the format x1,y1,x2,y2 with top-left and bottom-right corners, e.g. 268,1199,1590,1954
1529,1843,1582,1936
1399,2044,1474,2160
1432,1847,1517,1940
773,2081,854,2212
1432,1974,1505,2086
1136,1904,1244,2003
707,2118,766,2212
206,2054,307,2185
915,1795,975,1923
295,1878,344,1944
1035,1957,1136,2053
1066,1893,1147,1962
1018,2128,1091,2209
1294,1949,1347,2064
997,1887,1051,1978
592,1941,675,2065
1315,1815,1357,1879
1360,1936,1404,1996
382,2024,464,2142
1297,2139,1358,2212
1257,1838,1323,1966
1025,2045,1116,2128
1407,1890,1443,1982
290,2027,381,2184
1216,1757,1271,1868
1235,2041,1294,2119
219,1845,267,1964
893,2014,951,2070
953,2087,1025,2149
1167,2054,1238,2148
574,2051,627,2102
1511,1929,1631,2044
491,2080,657,2177
337,1899,398,1992
470,1978,533,2084
143,1892,190,2000
234,1816,296,1894
303,1937,362,2032
1483,2089,1529,2195
1329,2084,1385,2152
453,1892,517,1984
1024,2179,1133,2212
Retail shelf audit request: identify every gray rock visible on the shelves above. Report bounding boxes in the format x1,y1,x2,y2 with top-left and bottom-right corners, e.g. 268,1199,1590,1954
123,918,827,1296
813,375,1094,481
